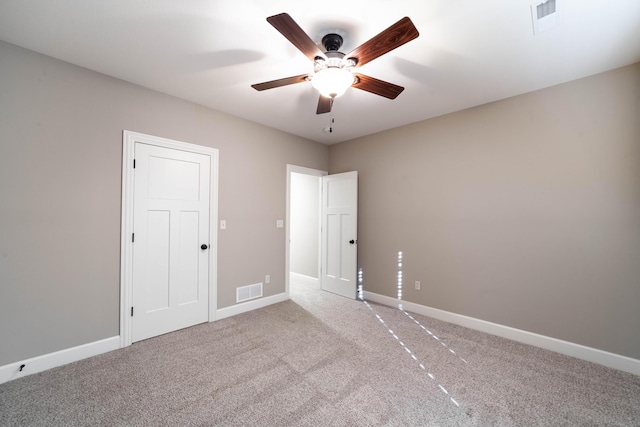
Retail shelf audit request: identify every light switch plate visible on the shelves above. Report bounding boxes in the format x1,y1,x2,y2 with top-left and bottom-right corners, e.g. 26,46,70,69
220,220,226,230
276,220,284,228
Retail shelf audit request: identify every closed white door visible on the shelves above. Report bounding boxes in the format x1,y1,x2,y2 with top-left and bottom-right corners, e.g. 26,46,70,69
321,171,358,299
132,142,210,342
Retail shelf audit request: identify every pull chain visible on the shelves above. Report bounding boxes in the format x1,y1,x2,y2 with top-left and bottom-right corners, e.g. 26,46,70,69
328,97,335,133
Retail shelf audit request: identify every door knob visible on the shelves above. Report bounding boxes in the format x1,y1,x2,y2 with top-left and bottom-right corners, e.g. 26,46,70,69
201,244,208,250
349,240,355,245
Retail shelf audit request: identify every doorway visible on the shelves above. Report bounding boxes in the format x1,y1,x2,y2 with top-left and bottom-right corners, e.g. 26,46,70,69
286,165,358,299
120,131,219,347
286,165,325,294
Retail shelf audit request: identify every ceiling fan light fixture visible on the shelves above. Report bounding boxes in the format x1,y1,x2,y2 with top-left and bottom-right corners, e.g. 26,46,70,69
311,67,354,98
252,14,419,114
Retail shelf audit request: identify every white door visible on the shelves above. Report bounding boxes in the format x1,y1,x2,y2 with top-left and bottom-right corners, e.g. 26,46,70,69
132,142,210,342
321,171,358,299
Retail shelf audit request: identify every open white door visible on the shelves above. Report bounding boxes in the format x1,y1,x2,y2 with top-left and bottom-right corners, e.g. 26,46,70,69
321,171,358,299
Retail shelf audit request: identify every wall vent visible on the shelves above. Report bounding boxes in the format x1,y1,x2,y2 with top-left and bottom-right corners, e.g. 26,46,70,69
236,283,263,303
531,0,558,35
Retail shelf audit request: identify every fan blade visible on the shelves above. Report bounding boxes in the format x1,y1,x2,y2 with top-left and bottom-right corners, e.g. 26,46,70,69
251,74,310,91
267,13,326,62
346,17,419,68
316,96,333,114
352,74,404,99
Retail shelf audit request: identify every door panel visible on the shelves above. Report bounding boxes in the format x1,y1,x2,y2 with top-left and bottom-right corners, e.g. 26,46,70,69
321,171,358,299
326,213,339,277
132,142,210,342
340,214,354,278
146,210,170,311
148,156,201,200
178,211,200,304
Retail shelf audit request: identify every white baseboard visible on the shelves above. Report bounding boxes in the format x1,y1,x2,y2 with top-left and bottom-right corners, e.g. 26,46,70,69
363,291,640,377
0,336,120,385
5,293,636,385
290,272,319,287
216,292,288,321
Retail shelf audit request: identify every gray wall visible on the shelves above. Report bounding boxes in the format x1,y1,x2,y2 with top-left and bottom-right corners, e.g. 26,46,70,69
330,63,640,360
290,172,321,278
0,41,328,366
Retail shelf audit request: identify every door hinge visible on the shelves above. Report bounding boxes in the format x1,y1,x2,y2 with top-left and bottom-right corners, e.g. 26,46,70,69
132,233,135,243
133,159,136,169
131,307,134,317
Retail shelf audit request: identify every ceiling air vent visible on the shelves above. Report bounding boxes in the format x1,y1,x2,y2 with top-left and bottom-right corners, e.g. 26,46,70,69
531,0,558,35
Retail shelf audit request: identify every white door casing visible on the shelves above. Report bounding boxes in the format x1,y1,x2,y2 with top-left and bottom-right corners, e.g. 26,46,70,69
320,171,358,299
120,131,218,347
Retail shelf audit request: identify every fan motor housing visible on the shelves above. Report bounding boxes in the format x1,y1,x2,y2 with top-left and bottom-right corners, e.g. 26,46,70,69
321,33,343,52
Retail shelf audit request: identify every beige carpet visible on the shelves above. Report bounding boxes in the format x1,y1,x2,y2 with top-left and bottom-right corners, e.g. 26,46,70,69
1,281,639,426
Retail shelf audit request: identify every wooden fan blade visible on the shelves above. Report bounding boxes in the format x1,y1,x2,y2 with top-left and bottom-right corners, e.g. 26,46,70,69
267,13,326,62
352,74,404,99
251,74,310,91
316,96,333,114
346,17,419,68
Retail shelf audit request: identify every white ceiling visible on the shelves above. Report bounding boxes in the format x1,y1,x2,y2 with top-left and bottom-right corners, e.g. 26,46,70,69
1,0,639,144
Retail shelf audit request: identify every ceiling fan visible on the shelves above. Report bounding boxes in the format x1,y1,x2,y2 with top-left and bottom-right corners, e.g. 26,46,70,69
251,13,419,114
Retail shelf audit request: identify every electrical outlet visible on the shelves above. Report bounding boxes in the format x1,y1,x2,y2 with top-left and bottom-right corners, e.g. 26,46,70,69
415,281,421,290
265,275,270,284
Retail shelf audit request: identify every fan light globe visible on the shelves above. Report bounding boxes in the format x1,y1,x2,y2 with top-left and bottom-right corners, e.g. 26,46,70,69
311,67,354,98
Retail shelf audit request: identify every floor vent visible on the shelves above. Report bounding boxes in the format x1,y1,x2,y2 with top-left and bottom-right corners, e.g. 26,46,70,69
531,0,558,35
236,283,263,303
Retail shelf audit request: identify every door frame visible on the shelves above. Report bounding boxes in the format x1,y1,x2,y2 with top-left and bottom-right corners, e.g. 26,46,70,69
285,164,327,297
120,130,219,347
